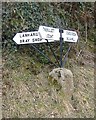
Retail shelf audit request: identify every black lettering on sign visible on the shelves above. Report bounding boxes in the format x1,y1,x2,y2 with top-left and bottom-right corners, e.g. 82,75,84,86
20,39,30,43
25,34,29,37
25,39,30,42
20,39,24,43
35,33,38,36
32,33,38,36
46,34,53,38
20,33,30,38
43,27,54,33
22,34,29,37
20,40,22,43
32,38,42,42
67,37,75,41
20,32,38,38
66,31,76,36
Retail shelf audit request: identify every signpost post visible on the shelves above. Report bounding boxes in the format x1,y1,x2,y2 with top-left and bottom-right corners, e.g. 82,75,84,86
59,29,63,68
38,26,78,67
13,25,78,68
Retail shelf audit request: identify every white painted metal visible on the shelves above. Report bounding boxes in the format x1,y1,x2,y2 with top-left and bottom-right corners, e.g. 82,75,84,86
39,26,78,42
13,31,57,44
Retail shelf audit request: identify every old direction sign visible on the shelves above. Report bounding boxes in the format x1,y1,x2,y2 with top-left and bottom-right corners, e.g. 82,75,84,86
13,26,78,44
38,25,60,41
12,25,79,68
13,31,42,44
62,30,78,42
13,31,57,44
38,25,78,42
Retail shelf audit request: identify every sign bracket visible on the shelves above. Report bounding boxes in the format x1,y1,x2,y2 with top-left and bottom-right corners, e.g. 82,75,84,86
62,45,71,67
31,44,59,67
46,39,60,67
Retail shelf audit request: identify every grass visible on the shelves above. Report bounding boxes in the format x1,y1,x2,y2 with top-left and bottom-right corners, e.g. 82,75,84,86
2,43,95,118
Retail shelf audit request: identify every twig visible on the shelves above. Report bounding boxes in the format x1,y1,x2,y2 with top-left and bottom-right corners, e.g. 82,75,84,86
76,15,88,60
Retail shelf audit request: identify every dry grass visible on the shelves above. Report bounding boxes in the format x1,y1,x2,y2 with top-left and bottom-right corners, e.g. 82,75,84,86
2,47,94,118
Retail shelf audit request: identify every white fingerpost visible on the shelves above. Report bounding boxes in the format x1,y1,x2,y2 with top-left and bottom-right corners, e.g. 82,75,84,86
38,25,60,41
62,30,78,42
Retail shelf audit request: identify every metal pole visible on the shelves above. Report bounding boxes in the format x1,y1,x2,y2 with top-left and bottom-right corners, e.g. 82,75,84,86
62,45,71,67
46,39,60,67
59,29,63,68
31,44,58,67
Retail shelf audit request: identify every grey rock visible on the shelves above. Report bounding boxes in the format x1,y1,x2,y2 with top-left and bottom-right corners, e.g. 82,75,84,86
49,68,74,100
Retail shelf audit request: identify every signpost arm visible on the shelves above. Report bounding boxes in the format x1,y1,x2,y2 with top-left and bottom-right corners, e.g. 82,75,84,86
31,44,58,67
59,29,63,68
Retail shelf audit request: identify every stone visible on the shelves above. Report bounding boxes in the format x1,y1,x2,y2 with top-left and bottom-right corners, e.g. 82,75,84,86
49,68,74,100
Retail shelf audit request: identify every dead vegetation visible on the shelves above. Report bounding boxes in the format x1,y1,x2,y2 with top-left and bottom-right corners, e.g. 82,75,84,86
2,2,95,118
2,46,94,118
